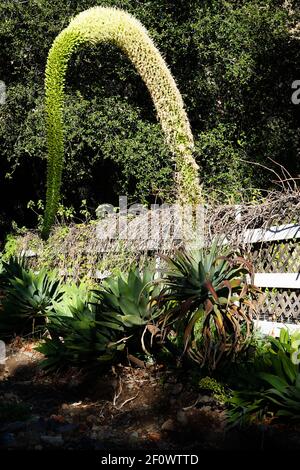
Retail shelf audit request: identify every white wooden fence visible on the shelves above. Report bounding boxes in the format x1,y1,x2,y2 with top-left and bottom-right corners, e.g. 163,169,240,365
244,223,300,335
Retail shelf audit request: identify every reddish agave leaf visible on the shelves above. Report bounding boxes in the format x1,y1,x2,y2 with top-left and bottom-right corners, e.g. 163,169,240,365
204,280,219,301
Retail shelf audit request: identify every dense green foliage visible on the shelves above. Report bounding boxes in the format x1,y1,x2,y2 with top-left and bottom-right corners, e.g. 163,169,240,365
227,328,300,426
0,0,299,236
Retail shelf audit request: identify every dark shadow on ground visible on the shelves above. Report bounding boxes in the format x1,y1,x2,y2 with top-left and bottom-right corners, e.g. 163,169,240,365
1,353,300,451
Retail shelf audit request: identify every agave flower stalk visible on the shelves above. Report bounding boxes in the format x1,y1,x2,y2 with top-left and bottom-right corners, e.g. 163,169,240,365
42,6,201,239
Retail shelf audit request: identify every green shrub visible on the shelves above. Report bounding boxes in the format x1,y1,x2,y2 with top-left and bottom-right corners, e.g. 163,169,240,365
198,376,228,404
0,257,64,337
227,328,300,426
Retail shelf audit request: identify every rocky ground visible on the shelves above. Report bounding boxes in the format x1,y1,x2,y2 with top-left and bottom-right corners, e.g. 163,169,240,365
1,339,300,451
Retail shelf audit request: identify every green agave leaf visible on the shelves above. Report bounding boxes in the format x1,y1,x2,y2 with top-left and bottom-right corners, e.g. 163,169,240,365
97,354,115,363
118,274,133,298
259,372,288,392
276,409,295,417
118,297,141,317
279,351,298,384
119,314,145,326
95,321,123,331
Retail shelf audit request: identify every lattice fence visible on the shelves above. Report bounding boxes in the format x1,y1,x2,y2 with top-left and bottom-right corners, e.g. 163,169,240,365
251,239,300,273
243,224,300,325
256,289,300,323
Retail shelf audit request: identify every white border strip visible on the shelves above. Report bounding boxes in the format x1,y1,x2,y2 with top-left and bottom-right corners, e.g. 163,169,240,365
244,223,300,244
254,320,300,337
254,272,300,289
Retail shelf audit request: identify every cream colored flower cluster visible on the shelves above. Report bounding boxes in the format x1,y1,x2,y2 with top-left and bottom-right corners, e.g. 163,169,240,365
43,7,201,239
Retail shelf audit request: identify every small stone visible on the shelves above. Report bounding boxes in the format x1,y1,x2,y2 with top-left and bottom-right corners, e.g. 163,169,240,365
129,431,139,442
199,395,214,404
147,431,161,442
177,410,188,426
161,419,176,432
34,445,43,450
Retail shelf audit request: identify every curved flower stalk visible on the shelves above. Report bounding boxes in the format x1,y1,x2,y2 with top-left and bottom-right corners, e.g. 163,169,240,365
42,6,201,239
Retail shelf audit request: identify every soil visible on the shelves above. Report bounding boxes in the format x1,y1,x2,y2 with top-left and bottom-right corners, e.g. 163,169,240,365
1,338,300,451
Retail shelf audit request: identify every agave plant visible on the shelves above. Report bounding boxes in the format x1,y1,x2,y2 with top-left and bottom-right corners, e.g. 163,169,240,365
157,241,259,369
38,289,127,370
94,266,161,327
93,266,163,354
0,264,64,336
0,255,28,289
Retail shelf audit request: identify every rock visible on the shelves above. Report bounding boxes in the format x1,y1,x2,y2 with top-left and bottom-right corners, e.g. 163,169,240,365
199,395,214,404
177,410,188,426
129,431,139,442
171,383,183,395
34,445,43,450
147,431,162,442
41,435,64,446
161,419,176,432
